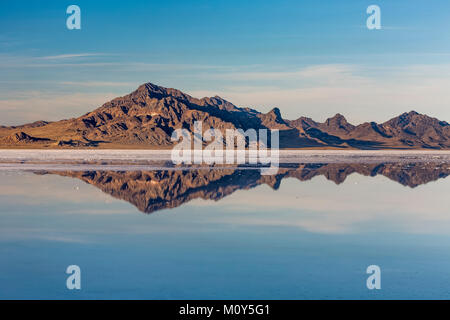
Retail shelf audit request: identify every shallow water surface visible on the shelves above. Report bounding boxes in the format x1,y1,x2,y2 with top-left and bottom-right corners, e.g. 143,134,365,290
0,162,450,299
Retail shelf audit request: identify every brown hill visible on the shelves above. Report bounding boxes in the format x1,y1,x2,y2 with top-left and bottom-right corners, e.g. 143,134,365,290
1,82,449,149
0,131,51,145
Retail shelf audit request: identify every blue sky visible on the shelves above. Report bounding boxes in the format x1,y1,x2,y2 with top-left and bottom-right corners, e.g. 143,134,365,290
1,0,450,125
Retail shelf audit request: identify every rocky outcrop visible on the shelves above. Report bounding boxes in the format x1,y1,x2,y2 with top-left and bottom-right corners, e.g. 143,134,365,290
0,131,51,145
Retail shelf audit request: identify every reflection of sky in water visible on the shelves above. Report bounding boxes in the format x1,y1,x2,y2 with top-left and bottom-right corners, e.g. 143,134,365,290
0,170,450,299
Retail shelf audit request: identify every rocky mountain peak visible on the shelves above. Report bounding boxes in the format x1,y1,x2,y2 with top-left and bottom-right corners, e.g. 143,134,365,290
267,107,282,120
320,113,355,135
325,113,351,126
133,82,191,102
257,107,289,129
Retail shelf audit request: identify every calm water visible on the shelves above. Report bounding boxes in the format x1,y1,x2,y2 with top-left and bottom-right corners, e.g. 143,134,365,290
1,162,450,299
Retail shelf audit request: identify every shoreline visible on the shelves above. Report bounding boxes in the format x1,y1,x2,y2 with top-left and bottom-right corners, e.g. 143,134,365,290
0,150,449,170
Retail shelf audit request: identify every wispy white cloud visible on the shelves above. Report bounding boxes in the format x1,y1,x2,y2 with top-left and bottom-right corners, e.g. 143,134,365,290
60,81,136,87
0,53,232,70
0,53,117,68
12,62,119,68
36,53,109,60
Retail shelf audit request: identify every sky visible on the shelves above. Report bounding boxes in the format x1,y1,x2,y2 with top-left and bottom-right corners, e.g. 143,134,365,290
1,0,450,125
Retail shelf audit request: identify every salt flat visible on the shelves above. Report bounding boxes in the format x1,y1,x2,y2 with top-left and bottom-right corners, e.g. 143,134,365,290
0,149,449,161
0,149,449,171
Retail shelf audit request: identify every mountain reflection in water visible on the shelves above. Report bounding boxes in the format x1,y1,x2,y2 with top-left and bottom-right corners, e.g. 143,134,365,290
34,162,449,214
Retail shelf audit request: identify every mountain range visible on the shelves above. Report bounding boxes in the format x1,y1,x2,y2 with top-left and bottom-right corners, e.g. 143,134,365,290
1,82,449,149
36,162,450,214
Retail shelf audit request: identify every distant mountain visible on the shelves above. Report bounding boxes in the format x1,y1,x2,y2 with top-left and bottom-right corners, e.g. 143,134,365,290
1,82,449,149
37,162,450,214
